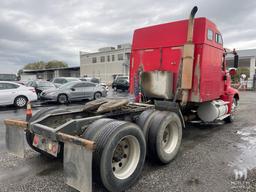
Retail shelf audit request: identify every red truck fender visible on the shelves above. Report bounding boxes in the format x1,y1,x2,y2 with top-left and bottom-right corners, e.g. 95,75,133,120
221,87,239,113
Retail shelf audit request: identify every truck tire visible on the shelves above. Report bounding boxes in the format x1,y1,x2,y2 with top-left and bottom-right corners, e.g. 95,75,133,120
224,97,238,123
26,107,69,157
82,118,115,139
136,109,157,142
147,111,182,164
83,120,146,192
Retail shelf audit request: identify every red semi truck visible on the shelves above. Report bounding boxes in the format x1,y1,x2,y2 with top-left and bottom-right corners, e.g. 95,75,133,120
130,6,239,123
4,6,239,192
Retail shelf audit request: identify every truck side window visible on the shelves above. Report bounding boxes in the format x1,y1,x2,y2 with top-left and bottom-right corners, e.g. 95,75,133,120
207,29,213,40
215,33,223,44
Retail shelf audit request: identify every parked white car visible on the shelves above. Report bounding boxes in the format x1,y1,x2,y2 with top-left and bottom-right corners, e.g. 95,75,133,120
0,81,37,107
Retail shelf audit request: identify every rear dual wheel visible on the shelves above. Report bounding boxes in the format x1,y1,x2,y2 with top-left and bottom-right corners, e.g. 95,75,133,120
82,119,146,192
137,110,182,164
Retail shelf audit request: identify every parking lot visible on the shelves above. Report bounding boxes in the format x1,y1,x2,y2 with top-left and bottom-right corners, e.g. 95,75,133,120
0,91,256,192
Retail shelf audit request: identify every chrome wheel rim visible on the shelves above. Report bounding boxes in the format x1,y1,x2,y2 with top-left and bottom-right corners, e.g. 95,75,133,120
16,97,27,107
112,135,140,179
161,123,179,154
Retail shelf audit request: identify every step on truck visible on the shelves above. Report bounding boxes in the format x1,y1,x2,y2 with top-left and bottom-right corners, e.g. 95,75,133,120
4,6,239,192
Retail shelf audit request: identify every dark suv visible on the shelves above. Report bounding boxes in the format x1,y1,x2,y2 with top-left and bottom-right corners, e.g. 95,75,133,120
112,76,129,91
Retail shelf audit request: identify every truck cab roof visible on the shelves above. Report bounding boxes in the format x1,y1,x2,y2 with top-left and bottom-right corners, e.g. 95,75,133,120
132,17,223,50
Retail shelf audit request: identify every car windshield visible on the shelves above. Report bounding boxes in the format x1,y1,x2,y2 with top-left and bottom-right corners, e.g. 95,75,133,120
67,78,79,82
38,81,55,87
59,81,77,89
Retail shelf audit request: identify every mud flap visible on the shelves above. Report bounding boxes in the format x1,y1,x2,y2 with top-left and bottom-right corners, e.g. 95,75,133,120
4,119,27,158
64,142,93,192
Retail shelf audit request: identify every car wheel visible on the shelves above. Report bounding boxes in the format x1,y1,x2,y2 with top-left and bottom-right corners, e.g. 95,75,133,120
14,96,28,108
94,92,102,100
57,94,68,104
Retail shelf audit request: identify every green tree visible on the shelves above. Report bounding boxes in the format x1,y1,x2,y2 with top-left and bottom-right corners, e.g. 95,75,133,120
23,61,46,70
45,60,68,69
23,60,68,70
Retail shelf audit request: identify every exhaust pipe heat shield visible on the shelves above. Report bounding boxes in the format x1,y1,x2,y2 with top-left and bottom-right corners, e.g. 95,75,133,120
141,71,173,99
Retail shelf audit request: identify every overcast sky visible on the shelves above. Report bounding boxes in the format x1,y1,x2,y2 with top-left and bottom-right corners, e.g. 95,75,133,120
0,0,255,73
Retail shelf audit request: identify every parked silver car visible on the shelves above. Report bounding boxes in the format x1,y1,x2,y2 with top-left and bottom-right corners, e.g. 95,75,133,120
52,77,81,88
40,81,107,104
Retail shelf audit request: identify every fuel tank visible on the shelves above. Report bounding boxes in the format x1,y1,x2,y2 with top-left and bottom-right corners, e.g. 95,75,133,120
197,100,228,122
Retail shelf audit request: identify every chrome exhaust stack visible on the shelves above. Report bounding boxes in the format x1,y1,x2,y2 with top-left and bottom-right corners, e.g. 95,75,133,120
181,6,198,105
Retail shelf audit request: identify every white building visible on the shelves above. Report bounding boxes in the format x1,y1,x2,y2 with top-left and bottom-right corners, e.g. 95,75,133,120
80,44,131,83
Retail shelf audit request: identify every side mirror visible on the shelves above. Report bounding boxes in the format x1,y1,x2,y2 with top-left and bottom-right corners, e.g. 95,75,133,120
234,55,239,68
71,88,75,91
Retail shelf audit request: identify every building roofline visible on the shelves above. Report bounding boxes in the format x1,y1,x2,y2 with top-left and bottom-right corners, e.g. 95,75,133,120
80,43,131,56
23,66,80,73
80,48,131,56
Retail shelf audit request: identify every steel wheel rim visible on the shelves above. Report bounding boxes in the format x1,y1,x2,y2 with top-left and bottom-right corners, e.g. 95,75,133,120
161,123,179,154
112,135,140,180
16,97,26,107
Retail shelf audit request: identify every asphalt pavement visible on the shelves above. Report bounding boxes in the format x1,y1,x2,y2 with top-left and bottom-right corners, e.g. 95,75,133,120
0,91,256,192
